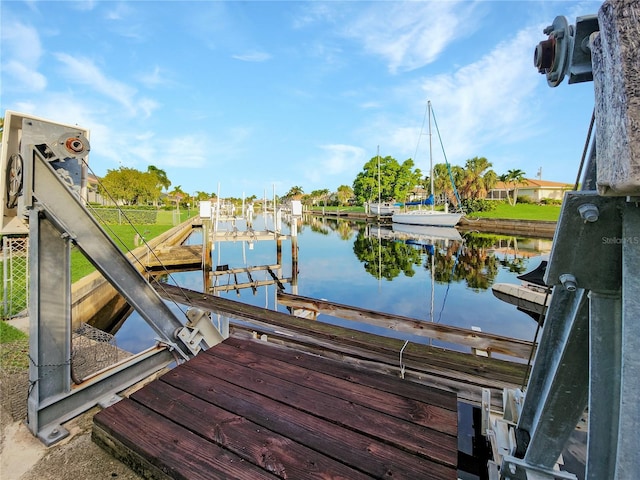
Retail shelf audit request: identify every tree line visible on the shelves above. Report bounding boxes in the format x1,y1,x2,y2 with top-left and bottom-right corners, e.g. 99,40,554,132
283,154,527,209
91,155,526,210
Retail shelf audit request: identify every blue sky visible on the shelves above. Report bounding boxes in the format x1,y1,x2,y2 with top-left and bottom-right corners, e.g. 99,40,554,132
1,0,602,199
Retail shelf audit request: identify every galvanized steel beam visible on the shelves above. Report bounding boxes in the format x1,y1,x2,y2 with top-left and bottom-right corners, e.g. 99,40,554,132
22,125,224,444
29,148,196,358
520,287,589,469
507,2,640,478
615,203,640,478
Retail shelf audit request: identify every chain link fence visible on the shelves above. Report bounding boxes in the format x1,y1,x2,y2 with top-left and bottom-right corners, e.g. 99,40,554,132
0,323,127,422
2,236,29,320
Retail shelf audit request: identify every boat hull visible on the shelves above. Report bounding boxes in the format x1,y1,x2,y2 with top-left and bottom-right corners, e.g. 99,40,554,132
370,202,398,216
392,210,462,227
491,283,550,315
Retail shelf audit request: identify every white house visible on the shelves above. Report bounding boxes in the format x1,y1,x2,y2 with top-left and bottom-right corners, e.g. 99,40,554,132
488,178,572,202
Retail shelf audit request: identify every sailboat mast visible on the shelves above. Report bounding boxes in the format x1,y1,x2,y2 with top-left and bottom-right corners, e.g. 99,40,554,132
428,101,434,211
377,145,381,206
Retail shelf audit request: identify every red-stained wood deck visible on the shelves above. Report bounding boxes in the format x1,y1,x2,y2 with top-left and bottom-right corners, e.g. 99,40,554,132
93,336,459,479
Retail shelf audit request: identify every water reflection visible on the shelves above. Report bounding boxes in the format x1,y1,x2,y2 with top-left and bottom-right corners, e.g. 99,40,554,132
115,214,553,354
354,223,539,292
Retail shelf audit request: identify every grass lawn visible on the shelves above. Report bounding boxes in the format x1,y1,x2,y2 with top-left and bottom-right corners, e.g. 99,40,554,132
0,320,27,343
310,205,366,213
310,202,560,221
70,210,195,283
468,203,561,221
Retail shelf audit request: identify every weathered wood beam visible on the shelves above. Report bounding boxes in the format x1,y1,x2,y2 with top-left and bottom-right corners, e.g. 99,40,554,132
210,264,281,276
211,278,291,293
277,292,535,360
156,283,529,408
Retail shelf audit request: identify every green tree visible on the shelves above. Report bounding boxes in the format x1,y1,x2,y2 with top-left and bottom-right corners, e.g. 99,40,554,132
194,191,213,201
336,185,354,206
99,167,160,205
500,169,527,206
352,155,422,204
459,157,495,200
432,163,464,206
309,189,330,206
285,186,304,198
353,231,424,280
147,165,171,190
168,185,187,207
145,165,171,206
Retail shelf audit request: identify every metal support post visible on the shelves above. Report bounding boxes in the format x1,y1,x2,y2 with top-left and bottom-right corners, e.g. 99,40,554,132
587,290,621,479
27,210,72,444
519,288,590,469
615,202,640,477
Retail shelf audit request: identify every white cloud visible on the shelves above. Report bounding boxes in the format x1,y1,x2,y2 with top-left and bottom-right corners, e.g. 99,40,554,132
304,144,366,184
3,60,47,91
344,1,481,73
291,3,342,29
376,24,544,173
138,66,168,88
232,51,272,62
53,53,158,118
322,144,366,175
1,21,47,92
419,26,542,156
71,0,97,12
104,2,133,21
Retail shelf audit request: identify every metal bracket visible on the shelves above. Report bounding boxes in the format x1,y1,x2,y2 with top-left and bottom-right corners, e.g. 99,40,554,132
534,14,599,87
545,190,624,293
501,456,577,480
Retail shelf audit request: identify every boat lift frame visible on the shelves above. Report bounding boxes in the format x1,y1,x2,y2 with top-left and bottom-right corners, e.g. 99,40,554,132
0,112,226,445
489,2,640,478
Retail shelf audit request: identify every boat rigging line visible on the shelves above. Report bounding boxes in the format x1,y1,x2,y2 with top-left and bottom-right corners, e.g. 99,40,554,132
79,158,195,314
573,107,596,191
430,103,464,213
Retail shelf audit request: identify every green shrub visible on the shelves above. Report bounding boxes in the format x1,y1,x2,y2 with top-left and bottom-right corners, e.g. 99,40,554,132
517,195,534,204
540,198,562,205
461,198,497,214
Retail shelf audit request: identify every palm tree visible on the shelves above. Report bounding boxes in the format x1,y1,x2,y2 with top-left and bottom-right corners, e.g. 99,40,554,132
147,165,171,206
168,185,187,208
285,186,304,198
500,169,527,205
482,169,498,197
432,163,464,206
460,157,493,199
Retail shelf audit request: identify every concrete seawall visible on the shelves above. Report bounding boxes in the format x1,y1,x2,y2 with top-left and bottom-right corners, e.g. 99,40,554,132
457,217,557,239
71,218,197,331
308,209,557,239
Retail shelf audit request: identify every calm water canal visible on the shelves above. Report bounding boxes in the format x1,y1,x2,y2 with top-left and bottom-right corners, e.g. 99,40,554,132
115,213,552,359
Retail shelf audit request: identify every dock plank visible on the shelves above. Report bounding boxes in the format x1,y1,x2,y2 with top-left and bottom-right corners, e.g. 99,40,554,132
185,348,457,464
223,335,458,411
162,362,454,479
206,339,458,436
93,398,279,480
94,337,459,479
132,381,371,480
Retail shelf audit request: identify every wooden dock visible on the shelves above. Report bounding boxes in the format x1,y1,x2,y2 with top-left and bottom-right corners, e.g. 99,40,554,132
93,336,459,479
156,284,530,408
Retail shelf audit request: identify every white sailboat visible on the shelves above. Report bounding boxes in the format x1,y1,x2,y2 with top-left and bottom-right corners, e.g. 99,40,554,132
392,101,463,227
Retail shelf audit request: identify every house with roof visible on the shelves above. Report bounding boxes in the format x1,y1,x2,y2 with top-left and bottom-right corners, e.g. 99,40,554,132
487,178,572,202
